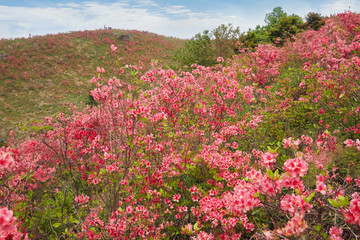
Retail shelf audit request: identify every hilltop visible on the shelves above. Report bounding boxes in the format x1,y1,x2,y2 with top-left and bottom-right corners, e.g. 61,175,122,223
0,29,185,139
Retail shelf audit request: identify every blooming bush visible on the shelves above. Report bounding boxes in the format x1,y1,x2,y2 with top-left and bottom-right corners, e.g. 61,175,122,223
1,11,360,239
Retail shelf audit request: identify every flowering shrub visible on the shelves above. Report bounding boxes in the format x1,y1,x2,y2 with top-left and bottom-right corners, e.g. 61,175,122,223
1,11,360,239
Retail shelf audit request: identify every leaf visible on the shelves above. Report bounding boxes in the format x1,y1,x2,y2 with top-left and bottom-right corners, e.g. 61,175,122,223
337,195,349,207
328,199,340,207
53,223,62,228
194,221,201,231
303,191,315,203
168,225,179,233
267,169,274,179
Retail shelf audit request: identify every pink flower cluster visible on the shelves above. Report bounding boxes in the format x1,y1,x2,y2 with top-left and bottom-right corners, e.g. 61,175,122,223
0,149,14,170
283,157,308,177
280,194,312,216
0,207,23,239
344,192,360,225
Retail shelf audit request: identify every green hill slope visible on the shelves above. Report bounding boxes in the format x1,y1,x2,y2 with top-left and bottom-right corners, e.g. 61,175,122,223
0,29,185,139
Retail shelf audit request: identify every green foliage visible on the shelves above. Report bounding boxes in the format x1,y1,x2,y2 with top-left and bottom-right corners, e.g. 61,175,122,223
174,30,216,67
304,12,325,30
264,7,287,30
239,7,303,48
174,23,241,67
211,23,241,58
15,186,80,239
268,14,304,46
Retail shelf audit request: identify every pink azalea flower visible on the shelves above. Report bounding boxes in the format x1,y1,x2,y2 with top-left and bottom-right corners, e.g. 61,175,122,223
283,157,308,177
111,44,117,53
316,181,327,195
344,139,354,147
261,150,277,168
173,194,181,202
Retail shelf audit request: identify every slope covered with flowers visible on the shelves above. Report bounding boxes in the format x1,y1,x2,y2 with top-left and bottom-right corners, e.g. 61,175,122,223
1,11,360,239
0,29,184,139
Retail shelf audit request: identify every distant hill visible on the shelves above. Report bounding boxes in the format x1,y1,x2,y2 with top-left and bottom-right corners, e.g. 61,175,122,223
0,29,185,139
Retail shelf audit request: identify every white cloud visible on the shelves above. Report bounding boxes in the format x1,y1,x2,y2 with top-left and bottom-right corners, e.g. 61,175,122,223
320,0,360,15
162,5,192,15
136,0,158,7
0,1,248,39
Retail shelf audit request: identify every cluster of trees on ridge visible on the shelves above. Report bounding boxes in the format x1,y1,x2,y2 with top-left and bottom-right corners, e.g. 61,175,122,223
174,7,324,67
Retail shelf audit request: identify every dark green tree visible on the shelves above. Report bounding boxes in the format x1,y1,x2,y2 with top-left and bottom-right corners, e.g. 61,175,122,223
174,30,216,67
238,7,288,48
211,23,241,58
268,14,304,46
264,6,286,30
304,12,324,30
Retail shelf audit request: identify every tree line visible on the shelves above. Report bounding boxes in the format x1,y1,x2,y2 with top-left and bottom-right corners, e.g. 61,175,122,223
174,7,324,67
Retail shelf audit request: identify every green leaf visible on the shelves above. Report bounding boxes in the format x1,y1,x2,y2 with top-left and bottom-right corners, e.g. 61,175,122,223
338,195,349,207
267,169,274,179
253,192,261,197
328,199,340,207
314,223,321,231
303,191,315,203
53,223,62,228
168,225,179,233
70,219,79,224
194,221,201,231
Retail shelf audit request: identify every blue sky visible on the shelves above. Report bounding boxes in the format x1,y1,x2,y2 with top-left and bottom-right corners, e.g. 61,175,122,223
0,0,359,39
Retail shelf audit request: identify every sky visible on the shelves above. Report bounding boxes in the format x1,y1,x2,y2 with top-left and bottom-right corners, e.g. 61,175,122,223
0,0,359,40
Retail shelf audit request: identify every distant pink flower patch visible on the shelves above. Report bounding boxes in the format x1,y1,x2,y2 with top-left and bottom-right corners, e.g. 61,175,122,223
344,139,354,147
75,194,90,204
283,137,301,149
217,57,224,62
111,44,117,53
96,66,105,73
299,81,306,88
318,108,325,114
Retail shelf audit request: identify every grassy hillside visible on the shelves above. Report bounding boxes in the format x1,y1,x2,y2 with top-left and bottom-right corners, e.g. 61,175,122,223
0,29,185,139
